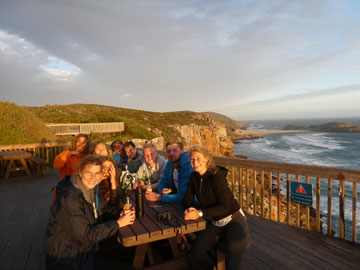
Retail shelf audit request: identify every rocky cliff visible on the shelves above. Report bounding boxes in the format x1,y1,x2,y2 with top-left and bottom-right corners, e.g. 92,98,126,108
169,113,234,157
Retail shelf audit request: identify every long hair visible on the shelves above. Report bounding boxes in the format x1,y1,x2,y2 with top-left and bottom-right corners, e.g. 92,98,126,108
99,156,119,202
90,141,110,157
68,134,90,155
189,145,217,175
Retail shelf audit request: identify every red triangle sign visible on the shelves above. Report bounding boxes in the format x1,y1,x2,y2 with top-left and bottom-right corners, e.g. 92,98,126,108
296,184,307,194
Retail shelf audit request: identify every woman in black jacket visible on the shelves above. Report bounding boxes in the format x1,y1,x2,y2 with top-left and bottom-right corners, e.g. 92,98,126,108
184,146,249,270
46,155,135,270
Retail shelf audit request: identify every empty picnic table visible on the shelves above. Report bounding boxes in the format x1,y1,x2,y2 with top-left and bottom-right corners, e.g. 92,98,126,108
118,191,206,269
0,150,32,180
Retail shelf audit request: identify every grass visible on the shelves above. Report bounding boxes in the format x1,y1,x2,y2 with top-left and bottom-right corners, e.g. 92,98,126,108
28,104,216,143
0,101,59,145
0,102,245,145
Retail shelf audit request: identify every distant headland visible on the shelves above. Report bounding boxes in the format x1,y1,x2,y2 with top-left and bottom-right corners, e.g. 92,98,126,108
283,122,360,133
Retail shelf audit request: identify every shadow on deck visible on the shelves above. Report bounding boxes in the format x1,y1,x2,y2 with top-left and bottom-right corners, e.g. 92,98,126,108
0,169,359,270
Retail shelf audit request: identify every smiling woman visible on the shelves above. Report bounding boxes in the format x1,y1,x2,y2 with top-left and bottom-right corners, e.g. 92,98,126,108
46,155,135,270
184,146,249,270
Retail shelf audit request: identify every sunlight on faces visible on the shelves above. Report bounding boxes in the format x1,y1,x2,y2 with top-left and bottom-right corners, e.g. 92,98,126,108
114,143,123,155
80,164,103,189
75,137,87,153
166,143,183,163
102,160,112,179
144,147,158,167
190,151,208,176
94,143,108,157
125,145,137,159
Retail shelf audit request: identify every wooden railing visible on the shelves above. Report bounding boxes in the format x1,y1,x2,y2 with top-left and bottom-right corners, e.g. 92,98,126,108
212,156,360,243
0,142,68,166
46,122,125,135
1,143,359,243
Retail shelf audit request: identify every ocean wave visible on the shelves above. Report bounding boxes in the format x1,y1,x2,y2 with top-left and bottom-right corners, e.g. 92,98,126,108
289,147,325,155
248,138,346,167
282,133,344,150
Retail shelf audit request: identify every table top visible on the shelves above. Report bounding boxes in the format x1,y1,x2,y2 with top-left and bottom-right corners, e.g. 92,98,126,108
0,150,32,160
118,191,206,247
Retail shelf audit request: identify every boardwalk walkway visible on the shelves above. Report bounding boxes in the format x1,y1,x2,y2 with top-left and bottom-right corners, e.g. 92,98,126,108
0,169,359,270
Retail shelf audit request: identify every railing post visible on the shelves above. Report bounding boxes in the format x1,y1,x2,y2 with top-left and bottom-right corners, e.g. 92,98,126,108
328,179,332,236
353,182,357,242
305,176,310,230
239,168,243,209
286,173,290,225
253,170,257,216
246,169,250,214
277,172,281,222
296,175,300,228
261,171,264,218
339,174,345,239
316,177,321,232
231,167,235,194
269,171,272,220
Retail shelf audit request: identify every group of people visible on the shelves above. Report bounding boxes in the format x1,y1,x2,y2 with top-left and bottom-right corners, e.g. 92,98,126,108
45,134,249,270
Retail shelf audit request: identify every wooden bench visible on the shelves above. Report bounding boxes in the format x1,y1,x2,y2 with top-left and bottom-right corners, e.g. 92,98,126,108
29,156,46,177
0,150,32,179
216,235,251,270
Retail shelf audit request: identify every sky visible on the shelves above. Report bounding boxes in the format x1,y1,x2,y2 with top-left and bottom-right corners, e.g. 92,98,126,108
1,0,360,120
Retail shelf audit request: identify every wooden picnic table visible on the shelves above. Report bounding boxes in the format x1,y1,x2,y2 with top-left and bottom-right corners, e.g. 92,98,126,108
0,150,32,180
118,191,206,269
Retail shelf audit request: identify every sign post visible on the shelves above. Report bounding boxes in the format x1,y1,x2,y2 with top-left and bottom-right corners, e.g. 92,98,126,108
290,182,313,205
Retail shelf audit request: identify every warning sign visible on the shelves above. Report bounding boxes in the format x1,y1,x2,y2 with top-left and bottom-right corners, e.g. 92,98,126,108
291,182,313,205
296,184,307,194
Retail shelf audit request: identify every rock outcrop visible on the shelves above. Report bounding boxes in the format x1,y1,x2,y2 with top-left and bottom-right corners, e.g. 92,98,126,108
169,114,234,157
132,137,165,150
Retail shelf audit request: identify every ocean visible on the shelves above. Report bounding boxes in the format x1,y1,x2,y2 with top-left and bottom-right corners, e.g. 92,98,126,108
233,117,360,242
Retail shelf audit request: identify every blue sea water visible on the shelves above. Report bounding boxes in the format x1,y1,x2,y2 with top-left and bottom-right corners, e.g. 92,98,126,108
233,117,360,242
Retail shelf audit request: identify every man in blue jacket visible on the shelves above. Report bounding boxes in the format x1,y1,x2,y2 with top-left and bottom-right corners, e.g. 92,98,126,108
145,140,193,203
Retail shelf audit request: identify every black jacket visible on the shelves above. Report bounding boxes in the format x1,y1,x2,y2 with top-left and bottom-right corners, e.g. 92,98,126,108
45,176,119,270
183,166,240,221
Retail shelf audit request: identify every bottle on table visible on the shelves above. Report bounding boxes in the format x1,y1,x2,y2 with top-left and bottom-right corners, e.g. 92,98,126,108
146,184,152,193
135,186,144,218
142,170,152,192
123,196,134,214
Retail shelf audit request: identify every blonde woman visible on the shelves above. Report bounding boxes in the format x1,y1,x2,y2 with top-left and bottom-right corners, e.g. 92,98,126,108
183,146,249,270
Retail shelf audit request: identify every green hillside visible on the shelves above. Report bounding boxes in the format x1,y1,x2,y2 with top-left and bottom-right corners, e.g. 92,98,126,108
28,104,211,142
0,101,58,145
0,102,241,145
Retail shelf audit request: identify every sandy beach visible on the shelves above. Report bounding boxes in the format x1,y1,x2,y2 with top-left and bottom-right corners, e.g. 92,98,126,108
236,129,309,135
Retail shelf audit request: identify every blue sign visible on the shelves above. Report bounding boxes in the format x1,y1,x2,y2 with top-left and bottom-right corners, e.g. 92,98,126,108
290,182,313,205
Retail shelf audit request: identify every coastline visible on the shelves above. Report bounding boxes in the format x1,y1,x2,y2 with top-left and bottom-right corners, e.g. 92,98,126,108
237,129,310,135
232,129,309,141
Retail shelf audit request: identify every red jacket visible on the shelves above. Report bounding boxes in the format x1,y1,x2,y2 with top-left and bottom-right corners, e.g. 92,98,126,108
53,150,82,179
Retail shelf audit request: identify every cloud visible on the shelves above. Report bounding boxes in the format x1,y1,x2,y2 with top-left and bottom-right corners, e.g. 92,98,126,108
0,0,359,118
241,84,360,106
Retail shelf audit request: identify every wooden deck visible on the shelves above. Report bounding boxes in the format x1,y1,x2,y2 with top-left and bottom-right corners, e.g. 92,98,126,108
1,169,359,270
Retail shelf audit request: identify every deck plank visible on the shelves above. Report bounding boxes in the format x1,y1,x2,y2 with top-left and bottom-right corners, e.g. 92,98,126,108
247,215,360,269
0,169,360,270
